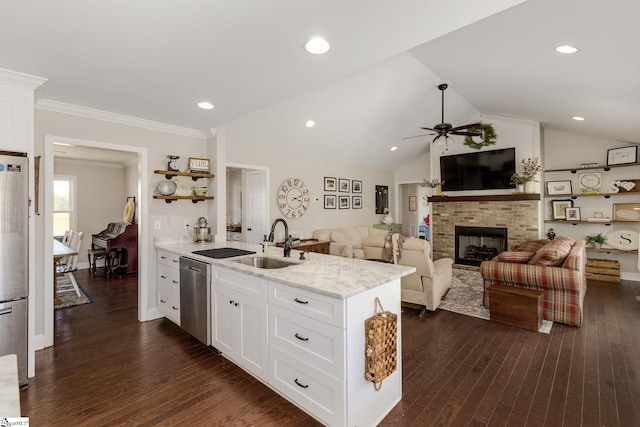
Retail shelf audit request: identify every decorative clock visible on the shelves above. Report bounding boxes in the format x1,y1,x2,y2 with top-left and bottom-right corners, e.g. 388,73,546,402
167,155,180,171
278,178,310,219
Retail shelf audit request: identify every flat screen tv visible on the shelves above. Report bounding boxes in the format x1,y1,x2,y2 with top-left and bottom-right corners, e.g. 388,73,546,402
440,147,515,191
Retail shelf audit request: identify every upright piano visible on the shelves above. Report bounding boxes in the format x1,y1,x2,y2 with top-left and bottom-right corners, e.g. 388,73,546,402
91,222,138,274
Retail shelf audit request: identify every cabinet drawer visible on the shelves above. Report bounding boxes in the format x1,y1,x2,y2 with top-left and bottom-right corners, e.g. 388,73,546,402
269,282,344,328
269,346,344,427
158,250,180,269
269,305,345,380
213,266,267,300
158,284,180,325
158,265,180,287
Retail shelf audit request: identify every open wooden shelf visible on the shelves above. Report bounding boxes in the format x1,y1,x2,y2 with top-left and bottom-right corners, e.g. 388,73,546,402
153,195,214,204
154,169,215,180
544,220,640,225
544,163,639,173
586,247,638,254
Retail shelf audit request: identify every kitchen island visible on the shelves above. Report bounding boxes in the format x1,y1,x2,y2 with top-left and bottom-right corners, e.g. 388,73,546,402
155,240,415,427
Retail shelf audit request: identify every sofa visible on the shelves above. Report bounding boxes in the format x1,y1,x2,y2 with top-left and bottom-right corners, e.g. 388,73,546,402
312,226,389,259
392,234,453,314
480,237,587,326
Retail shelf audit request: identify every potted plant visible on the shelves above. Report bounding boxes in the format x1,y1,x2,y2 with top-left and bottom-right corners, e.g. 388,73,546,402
514,157,543,193
585,233,607,248
424,179,445,196
510,173,529,193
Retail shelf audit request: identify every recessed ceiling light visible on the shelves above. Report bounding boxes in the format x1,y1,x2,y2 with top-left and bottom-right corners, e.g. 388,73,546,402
305,37,330,54
572,116,585,121
390,146,398,151
197,101,214,110
53,142,72,146
555,45,578,54
305,120,316,128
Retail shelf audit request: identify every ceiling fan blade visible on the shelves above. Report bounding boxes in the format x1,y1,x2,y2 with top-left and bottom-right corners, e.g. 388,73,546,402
432,134,443,144
402,133,432,140
420,127,437,132
450,122,481,132
451,130,482,137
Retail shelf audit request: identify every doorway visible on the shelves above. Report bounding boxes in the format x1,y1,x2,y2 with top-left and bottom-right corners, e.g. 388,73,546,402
226,164,268,244
42,135,148,349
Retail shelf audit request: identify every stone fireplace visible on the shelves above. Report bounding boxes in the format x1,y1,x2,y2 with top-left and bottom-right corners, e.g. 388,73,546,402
429,194,540,263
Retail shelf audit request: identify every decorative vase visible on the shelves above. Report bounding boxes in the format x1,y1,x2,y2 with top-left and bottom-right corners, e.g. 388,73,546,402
516,183,525,193
524,181,536,194
382,215,394,225
436,185,443,196
592,242,602,249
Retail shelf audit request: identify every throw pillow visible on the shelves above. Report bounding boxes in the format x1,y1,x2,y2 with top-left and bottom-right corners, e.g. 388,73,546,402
497,251,536,264
528,239,573,267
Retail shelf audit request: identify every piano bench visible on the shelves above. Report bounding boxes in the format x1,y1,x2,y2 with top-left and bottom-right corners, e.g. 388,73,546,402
88,249,109,275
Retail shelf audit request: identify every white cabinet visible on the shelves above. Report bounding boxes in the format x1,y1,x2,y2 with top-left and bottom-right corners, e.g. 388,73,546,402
157,250,180,324
226,232,241,241
268,281,402,427
211,267,268,381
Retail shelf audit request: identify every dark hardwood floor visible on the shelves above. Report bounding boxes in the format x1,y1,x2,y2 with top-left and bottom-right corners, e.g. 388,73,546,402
20,268,640,426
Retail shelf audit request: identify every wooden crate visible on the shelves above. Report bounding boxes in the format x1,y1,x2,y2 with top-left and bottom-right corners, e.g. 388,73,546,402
586,258,620,283
488,285,543,332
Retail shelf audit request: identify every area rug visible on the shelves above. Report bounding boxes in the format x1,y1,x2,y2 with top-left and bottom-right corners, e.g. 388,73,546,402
440,268,552,334
55,277,92,309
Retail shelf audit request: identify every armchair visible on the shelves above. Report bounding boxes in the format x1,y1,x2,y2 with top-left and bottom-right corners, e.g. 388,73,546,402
392,235,453,315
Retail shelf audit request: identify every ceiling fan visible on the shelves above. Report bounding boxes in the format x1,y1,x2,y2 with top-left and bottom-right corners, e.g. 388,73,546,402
405,83,482,144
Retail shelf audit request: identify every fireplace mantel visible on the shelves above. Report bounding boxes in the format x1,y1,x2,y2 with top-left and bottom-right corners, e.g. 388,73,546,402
429,194,540,203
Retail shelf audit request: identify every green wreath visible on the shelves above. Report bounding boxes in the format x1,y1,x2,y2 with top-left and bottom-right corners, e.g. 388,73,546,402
464,123,497,150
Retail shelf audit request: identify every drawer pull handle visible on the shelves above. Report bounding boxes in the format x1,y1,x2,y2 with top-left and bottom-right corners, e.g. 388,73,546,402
294,298,309,305
161,275,167,279
0,307,13,316
294,379,309,389
160,256,167,259
172,259,179,263
172,280,179,284
229,300,234,305
294,333,309,342
160,299,167,303
234,302,239,307
172,306,179,310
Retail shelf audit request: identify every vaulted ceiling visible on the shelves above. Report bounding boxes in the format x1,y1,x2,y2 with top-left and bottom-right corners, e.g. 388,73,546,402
2,0,638,170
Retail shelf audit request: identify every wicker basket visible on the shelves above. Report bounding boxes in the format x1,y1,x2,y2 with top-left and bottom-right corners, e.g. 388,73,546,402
364,297,398,391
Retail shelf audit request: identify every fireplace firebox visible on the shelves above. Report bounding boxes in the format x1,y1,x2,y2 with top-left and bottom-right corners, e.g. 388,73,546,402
455,226,508,266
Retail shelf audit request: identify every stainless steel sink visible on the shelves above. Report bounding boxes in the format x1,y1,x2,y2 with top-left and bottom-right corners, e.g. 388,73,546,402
232,256,298,269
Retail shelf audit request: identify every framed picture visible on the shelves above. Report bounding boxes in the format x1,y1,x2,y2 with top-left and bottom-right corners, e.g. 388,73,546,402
338,178,350,192
352,195,362,209
339,195,350,209
565,207,581,221
607,146,638,166
547,180,573,195
352,180,362,193
324,195,336,209
324,177,336,191
612,203,640,221
578,172,601,194
550,199,573,220
188,157,210,172
409,195,417,211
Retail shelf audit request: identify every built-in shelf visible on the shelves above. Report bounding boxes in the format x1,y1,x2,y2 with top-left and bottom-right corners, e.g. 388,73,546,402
544,163,639,173
544,220,640,225
544,192,637,199
153,169,215,180
429,194,540,203
587,247,638,254
153,195,214,204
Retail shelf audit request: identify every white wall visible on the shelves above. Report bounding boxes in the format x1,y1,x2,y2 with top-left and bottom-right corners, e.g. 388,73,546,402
544,129,640,280
34,108,208,342
222,123,395,238
53,158,127,267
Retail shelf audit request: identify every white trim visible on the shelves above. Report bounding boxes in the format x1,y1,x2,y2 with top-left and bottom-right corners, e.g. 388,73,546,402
54,157,125,169
0,67,47,89
43,135,150,348
621,272,640,282
36,99,206,140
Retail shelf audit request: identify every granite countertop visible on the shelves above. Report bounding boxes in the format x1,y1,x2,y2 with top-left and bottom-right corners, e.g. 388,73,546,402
0,354,21,417
155,239,415,299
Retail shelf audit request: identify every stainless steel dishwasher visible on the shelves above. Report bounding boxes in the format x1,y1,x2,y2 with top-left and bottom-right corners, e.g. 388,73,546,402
179,257,211,345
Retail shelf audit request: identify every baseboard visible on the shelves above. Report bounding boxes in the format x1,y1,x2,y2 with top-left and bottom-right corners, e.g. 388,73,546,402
34,334,47,350
621,271,640,282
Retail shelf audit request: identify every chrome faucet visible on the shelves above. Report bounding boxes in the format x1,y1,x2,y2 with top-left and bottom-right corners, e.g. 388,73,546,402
268,218,295,257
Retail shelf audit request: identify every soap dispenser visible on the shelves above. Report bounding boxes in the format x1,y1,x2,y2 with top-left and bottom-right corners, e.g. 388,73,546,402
262,235,269,254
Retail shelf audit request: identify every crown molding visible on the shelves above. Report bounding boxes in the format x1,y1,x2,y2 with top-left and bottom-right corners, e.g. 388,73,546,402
36,98,206,140
0,68,48,90
54,157,125,169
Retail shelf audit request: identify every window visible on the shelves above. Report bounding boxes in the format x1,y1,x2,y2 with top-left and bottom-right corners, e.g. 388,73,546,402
53,176,77,238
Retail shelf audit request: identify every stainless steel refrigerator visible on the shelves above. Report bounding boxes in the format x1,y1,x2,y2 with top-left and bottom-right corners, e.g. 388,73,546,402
0,151,29,385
